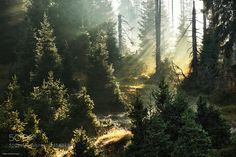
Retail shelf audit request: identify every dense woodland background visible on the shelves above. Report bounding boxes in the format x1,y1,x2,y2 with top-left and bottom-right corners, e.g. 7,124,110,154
0,0,236,157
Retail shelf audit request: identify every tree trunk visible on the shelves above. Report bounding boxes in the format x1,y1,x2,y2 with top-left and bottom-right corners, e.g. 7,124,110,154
155,0,161,75
192,0,198,74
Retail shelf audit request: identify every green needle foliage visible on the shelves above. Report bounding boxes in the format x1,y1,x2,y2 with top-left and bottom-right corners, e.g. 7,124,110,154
71,128,99,157
173,116,212,157
30,72,69,142
197,97,231,149
32,14,62,86
69,87,100,135
87,31,125,112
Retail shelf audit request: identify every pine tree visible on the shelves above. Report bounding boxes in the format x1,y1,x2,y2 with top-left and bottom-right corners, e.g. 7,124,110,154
4,75,25,116
0,97,28,155
196,97,231,149
70,87,99,135
198,28,220,93
87,31,125,112
103,22,121,70
161,92,192,141
23,109,55,157
30,72,69,141
173,115,212,157
32,13,62,86
152,79,172,112
143,115,172,157
71,128,99,157
127,97,147,157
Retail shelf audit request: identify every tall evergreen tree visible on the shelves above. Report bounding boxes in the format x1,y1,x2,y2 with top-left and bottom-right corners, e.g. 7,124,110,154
198,28,220,93
69,87,99,135
127,97,147,157
152,79,172,112
143,115,172,157
23,109,55,157
173,115,212,157
0,91,29,155
196,97,231,149
32,14,62,86
30,72,69,142
4,76,25,116
87,31,125,112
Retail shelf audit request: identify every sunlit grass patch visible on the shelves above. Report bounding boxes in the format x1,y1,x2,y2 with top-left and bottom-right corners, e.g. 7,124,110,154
95,128,133,148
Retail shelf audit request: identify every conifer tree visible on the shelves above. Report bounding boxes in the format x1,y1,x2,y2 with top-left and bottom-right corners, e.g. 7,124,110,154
30,72,69,141
152,79,172,111
23,109,55,157
198,28,220,93
87,31,125,112
127,97,147,157
0,97,28,155
103,22,121,70
70,87,99,135
32,14,62,86
196,97,231,148
4,75,25,117
143,115,172,157
161,92,193,141
71,128,99,157
173,115,212,157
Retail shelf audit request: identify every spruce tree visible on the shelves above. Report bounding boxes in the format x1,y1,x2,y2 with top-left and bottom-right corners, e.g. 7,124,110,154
103,22,121,70
0,98,28,155
161,92,193,141
152,79,172,112
30,72,69,142
32,13,62,86
173,115,212,157
71,128,99,157
4,75,25,117
198,28,220,93
87,31,125,112
127,97,147,157
70,87,99,135
23,109,55,157
196,97,231,148
143,115,172,157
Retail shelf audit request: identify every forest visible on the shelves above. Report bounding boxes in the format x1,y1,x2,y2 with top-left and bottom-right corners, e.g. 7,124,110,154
0,0,236,156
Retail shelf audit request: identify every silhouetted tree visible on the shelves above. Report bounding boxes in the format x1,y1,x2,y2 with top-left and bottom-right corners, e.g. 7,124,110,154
127,97,147,157
69,87,99,135
197,97,231,148
173,114,212,157
87,31,125,112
